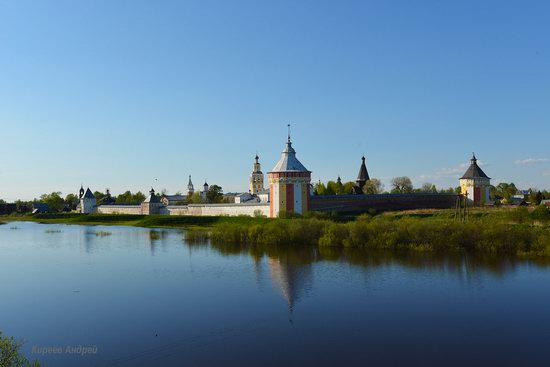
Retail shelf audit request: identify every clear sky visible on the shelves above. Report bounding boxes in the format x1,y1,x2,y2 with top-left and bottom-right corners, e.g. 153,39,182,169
0,0,549,201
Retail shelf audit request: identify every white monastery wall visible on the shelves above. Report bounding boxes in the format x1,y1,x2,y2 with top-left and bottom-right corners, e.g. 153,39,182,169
97,205,142,215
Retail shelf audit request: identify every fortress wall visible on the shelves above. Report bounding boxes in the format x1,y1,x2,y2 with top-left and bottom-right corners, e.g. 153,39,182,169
184,203,269,217
311,193,458,214
97,205,142,215
164,206,189,216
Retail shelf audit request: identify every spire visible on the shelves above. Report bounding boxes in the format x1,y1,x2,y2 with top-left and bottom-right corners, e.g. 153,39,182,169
150,187,155,195
287,123,291,143
471,152,477,165
79,184,85,199
187,175,194,194
356,155,370,189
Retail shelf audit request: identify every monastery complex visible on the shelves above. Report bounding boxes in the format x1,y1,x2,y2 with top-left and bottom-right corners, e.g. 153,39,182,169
78,131,490,218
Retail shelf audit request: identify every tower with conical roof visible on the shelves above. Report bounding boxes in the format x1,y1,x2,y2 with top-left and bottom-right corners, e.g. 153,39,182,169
459,153,491,206
80,187,96,214
267,128,311,218
356,156,370,190
250,154,264,194
141,187,162,214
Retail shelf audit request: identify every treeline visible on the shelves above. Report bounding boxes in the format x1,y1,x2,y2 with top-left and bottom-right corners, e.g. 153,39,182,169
314,176,457,196
491,182,549,205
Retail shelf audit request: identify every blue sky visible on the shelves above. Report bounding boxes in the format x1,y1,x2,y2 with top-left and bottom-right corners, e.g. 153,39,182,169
0,0,549,201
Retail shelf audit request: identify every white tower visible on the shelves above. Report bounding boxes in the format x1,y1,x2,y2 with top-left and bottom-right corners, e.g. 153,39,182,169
459,153,491,206
80,188,96,214
250,154,264,194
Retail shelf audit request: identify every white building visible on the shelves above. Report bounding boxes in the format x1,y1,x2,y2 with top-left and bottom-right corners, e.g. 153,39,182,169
80,187,97,214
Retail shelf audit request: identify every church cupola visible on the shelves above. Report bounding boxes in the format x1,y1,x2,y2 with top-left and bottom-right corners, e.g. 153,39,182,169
79,185,85,199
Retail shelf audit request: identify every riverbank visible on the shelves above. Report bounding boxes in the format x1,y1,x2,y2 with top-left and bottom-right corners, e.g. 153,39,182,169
3,207,550,257
0,213,270,228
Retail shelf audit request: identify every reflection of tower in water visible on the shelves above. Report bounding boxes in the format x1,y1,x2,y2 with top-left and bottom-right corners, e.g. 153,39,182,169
268,256,313,319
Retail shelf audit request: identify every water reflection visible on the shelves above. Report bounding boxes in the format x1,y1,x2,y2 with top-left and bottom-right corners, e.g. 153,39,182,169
194,240,550,311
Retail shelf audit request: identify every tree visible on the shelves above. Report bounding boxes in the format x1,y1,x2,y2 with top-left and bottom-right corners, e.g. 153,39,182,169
325,181,337,195
0,332,40,367
65,193,79,210
314,182,327,195
40,192,64,212
420,183,437,193
115,191,146,205
187,192,202,204
363,179,384,194
93,191,106,205
391,177,413,194
493,182,518,203
342,182,356,195
530,190,543,205
206,185,223,203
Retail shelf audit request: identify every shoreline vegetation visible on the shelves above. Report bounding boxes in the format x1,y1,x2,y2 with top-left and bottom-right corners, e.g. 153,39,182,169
0,331,40,367
2,207,550,257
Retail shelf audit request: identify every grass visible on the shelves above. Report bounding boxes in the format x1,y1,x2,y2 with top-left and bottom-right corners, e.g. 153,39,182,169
1,213,271,229
3,207,550,257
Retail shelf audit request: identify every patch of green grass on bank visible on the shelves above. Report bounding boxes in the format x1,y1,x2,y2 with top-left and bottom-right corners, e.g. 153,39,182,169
209,216,550,257
0,213,271,229
4,207,550,257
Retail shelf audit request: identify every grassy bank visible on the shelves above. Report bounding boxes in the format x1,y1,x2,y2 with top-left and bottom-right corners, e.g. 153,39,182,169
187,207,550,257
0,213,270,229
4,207,550,257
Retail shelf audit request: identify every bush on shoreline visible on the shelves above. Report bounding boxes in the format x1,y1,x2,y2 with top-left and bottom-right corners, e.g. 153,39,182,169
0,332,40,367
206,215,550,257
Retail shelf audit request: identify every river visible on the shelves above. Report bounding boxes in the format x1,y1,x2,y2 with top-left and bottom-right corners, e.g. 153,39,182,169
1,221,549,366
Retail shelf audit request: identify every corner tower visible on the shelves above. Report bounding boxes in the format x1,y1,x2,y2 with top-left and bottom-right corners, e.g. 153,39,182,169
250,154,264,194
460,153,491,206
268,132,311,218
80,188,96,214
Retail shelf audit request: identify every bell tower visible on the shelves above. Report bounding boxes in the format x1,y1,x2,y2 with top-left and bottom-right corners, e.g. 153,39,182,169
250,154,264,194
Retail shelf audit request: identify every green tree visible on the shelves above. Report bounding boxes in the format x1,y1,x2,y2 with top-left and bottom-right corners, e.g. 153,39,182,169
314,182,327,195
420,183,437,193
0,331,40,367
363,179,384,194
342,182,356,194
65,193,79,210
39,192,64,212
530,190,543,205
325,181,337,195
391,177,413,194
493,183,518,203
206,185,223,203
187,192,202,204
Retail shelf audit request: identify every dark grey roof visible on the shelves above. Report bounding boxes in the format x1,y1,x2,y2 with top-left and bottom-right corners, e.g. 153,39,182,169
356,156,370,182
461,155,490,179
83,188,95,199
270,139,310,173
144,188,161,203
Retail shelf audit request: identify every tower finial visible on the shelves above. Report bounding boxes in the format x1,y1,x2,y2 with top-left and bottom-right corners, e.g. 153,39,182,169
287,123,291,142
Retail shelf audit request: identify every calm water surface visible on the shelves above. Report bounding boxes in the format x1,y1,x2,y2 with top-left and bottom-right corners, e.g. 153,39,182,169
1,221,550,367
